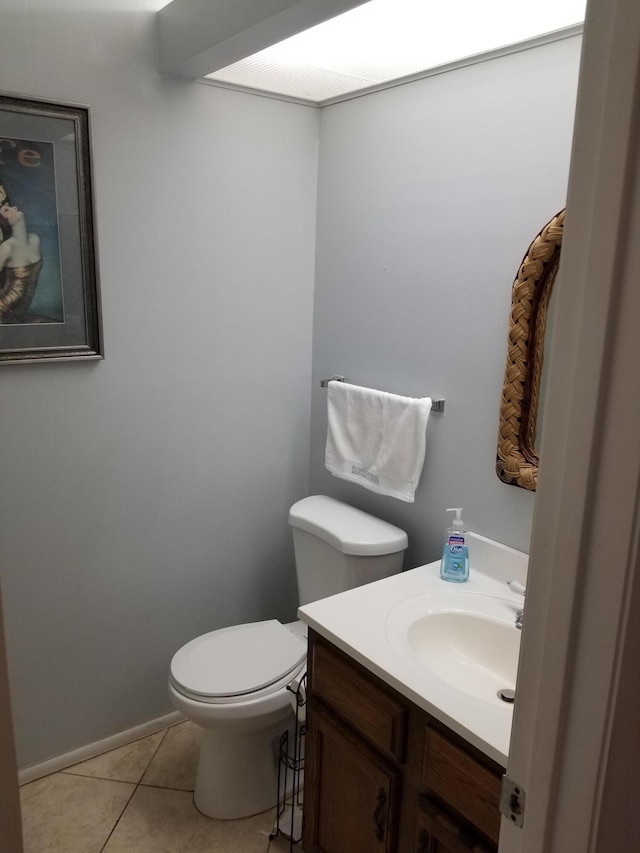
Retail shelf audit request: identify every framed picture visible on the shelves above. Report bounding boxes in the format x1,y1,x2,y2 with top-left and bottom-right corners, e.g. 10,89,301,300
0,93,102,364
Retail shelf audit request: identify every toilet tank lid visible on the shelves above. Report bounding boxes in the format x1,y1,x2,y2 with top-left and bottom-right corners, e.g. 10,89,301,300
288,495,408,556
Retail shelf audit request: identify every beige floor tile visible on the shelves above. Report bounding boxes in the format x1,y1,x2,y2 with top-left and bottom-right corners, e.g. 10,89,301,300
20,772,135,853
102,785,274,853
140,720,201,790
62,730,165,784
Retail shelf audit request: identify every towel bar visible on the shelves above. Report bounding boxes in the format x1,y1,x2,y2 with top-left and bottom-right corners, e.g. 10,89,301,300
320,376,445,414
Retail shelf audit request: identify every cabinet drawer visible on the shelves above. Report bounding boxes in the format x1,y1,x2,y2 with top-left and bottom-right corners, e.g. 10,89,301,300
311,638,408,761
415,795,495,853
423,727,501,845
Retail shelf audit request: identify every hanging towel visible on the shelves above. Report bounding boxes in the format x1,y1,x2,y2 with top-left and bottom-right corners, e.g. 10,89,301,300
325,381,432,503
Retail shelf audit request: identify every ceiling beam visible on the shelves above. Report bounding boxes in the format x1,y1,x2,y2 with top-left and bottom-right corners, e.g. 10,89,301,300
158,0,369,79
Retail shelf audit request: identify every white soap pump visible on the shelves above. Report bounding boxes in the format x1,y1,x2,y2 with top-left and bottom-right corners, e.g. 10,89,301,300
440,507,469,583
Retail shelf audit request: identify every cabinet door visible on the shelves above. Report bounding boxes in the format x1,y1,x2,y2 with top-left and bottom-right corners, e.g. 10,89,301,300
413,797,494,853
304,702,400,853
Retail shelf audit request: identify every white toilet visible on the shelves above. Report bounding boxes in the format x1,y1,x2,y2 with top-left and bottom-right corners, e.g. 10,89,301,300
168,495,408,819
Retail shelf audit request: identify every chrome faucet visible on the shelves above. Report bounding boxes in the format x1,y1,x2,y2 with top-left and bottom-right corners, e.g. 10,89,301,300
508,580,526,630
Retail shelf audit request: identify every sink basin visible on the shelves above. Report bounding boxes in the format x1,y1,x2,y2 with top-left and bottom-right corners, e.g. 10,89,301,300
386,592,521,704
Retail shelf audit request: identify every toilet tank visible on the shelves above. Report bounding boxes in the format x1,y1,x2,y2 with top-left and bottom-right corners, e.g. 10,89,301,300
288,495,408,605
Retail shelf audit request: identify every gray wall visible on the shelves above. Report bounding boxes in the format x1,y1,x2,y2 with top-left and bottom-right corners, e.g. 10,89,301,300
310,36,582,565
0,0,318,768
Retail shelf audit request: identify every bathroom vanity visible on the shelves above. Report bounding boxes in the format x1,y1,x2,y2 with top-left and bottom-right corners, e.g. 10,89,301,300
304,629,501,852
298,532,528,853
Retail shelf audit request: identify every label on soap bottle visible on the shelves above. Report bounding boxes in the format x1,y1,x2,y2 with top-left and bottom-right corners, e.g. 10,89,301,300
443,534,468,579
447,535,466,565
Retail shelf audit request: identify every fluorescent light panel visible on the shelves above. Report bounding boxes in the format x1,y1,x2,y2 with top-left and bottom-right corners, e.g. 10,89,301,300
205,0,586,103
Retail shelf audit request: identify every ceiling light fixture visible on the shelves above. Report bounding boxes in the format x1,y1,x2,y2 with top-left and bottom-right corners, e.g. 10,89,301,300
203,0,586,105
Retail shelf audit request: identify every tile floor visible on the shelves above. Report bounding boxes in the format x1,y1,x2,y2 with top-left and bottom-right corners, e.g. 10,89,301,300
19,721,302,853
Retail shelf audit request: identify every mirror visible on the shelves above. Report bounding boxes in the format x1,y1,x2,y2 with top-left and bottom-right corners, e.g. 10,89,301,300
534,277,558,453
496,208,565,491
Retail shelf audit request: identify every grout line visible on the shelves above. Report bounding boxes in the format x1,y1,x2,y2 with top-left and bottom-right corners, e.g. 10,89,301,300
136,781,194,793
90,725,171,853
138,725,170,782
97,725,174,852
98,776,139,853
59,769,139,785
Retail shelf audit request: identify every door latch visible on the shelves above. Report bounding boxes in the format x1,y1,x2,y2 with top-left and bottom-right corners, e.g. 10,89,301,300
500,774,526,828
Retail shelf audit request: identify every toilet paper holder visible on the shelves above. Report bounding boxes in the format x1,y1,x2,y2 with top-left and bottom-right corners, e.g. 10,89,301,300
270,672,307,849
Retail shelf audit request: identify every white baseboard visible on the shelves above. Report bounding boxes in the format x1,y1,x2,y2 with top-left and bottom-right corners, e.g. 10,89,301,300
19,710,186,785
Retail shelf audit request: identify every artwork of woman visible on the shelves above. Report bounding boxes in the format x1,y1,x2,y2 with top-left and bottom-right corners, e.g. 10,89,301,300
0,200,43,324
0,107,100,361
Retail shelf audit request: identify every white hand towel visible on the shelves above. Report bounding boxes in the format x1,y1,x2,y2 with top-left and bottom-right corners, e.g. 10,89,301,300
325,381,432,503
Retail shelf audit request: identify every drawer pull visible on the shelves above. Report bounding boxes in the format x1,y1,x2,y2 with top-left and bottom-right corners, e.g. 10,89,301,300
374,787,387,841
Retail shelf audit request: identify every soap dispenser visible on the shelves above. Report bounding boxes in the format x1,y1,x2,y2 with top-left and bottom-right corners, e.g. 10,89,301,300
440,507,469,583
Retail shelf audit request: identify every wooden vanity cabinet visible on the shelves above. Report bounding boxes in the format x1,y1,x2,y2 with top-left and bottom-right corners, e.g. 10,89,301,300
303,630,503,853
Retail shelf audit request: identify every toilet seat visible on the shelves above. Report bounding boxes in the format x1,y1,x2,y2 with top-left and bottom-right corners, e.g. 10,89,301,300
170,620,307,705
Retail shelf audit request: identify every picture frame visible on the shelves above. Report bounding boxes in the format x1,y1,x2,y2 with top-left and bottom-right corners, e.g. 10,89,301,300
0,93,102,364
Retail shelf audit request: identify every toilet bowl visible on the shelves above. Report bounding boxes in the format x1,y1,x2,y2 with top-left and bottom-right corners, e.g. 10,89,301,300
169,495,408,820
169,620,307,819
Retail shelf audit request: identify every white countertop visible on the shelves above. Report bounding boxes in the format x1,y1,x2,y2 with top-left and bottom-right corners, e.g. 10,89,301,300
297,531,528,767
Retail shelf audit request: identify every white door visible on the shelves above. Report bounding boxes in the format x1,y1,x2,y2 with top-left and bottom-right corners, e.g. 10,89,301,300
500,0,640,850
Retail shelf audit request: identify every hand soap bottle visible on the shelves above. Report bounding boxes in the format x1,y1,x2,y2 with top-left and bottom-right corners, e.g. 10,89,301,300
440,507,469,583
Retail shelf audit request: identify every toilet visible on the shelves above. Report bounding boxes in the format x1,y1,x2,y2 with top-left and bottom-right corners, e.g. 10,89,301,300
168,495,408,819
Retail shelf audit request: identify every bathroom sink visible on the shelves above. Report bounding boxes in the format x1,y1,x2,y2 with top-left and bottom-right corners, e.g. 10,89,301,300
386,592,521,704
